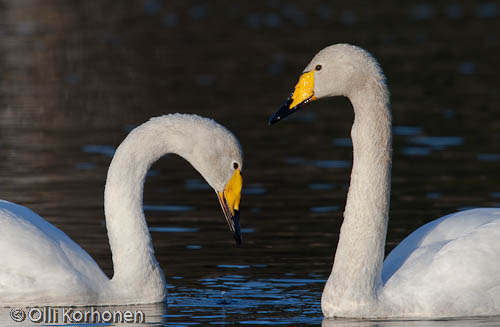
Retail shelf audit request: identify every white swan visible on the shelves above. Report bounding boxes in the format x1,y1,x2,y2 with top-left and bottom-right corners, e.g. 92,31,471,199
270,44,500,318
0,114,243,307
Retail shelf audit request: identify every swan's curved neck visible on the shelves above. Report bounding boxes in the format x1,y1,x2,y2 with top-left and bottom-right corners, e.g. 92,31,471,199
103,119,194,299
323,75,392,310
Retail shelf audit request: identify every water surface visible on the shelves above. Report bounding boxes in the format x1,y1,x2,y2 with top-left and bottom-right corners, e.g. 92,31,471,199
0,1,499,326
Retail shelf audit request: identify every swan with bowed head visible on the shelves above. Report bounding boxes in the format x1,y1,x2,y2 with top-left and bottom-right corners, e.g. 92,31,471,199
0,114,243,306
270,44,500,318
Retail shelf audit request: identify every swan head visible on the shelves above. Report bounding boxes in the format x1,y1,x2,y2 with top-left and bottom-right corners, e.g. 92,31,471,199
269,44,384,124
175,115,244,244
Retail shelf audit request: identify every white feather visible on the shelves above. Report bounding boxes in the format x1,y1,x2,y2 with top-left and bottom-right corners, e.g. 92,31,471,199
286,44,500,318
0,114,243,306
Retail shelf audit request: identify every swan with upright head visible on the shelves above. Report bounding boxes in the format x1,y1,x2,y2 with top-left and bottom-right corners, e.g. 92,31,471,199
270,44,500,318
0,113,243,307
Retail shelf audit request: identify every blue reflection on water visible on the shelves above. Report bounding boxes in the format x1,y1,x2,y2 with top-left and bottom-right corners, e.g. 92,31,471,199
144,205,194,212
313,160,351,169
285,157,351,169
217,265,250,269
490,193,500,200
458,62,476,75
401,135,463,156
401,147,431,156
310,206,340,213
410,136,463,149
411,3,435,21
333,138,352,147
393,126,423,136
149,226,199,233
142,0,161,15
244,184,267,195
477,153,500,162
82,144,116,157
75,162,96,170
185,178,211,191
167,274,324,325
426,192,442,199
476,2,498,18
309,183,335,190
190,4,210,20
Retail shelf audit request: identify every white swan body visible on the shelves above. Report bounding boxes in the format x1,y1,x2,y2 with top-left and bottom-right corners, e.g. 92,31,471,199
0,114,243,306
381,208,500,317
270,44,500,318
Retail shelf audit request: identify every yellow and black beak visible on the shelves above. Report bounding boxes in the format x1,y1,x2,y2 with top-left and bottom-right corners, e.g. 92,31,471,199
269,70,317,125
217,168,243,244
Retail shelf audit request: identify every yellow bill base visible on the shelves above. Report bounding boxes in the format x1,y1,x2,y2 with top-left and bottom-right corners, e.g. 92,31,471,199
289,71,316,109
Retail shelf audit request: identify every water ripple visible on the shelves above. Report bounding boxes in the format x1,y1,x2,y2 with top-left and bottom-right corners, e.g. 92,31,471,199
82,144,116,157
149,226,199,233
144,205,194,212
409,136,463,149
310,206,340,213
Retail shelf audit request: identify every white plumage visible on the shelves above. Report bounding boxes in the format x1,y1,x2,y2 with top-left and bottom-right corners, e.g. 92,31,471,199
0,114,243,306
271,44,500,318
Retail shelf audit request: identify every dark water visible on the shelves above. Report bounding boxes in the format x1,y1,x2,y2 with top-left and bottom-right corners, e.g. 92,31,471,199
0,1,499,326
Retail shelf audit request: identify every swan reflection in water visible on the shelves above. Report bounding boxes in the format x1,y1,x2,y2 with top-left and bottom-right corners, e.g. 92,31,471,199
322,316,500,327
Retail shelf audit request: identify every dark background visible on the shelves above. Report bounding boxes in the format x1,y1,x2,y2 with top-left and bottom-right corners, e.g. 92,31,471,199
1,0,499,325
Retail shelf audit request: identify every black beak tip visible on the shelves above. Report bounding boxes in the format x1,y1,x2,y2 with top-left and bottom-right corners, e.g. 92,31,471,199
269,98,293,126
232,210,242,245
268,113,281,125
234,233,242,245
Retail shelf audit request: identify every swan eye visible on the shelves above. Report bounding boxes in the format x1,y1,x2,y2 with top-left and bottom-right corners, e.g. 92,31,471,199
233,162,239,170
315,65,322,71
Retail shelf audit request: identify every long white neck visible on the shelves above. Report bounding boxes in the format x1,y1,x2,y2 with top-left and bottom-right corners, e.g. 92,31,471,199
103,118,195,302
322,76,392,315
